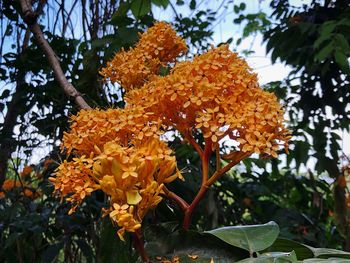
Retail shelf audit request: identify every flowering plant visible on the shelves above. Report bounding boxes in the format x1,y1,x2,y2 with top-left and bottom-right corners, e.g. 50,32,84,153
49,22,290,261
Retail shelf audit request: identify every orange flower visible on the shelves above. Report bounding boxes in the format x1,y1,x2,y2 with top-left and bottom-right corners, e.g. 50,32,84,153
20,165,33,178
2,179,21,191
23,188,34,198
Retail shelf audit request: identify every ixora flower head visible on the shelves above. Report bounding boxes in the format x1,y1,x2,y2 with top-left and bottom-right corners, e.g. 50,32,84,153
51,22,290,242
126,44,290,158
50,107,182,240
100,21,187,91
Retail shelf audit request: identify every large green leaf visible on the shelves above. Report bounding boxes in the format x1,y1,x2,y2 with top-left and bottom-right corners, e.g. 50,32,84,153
266,238,314,260
237,251,298,263
205,222,279,254
304,258,350,263
307,247,350,259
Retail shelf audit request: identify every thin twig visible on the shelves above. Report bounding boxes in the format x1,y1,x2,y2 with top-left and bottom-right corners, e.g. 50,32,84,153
62,0,79,37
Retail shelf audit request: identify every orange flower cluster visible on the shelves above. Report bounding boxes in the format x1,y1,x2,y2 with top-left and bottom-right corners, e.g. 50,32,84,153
51,108,181,239
126,44,290,157
52,21,290,240
61,106,162,156
100,21,187,91
2,179,22,191
1,177,39,199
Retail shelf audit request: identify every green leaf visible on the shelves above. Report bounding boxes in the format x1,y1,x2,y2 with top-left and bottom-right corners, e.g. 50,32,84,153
237,251,298,263
152,0,169,8
334,34,350,51
314,34,333,48
307,247,350,259
266,238,314,260
131,0,151,18
113,1,130,17
76,239,93,263
205,221,280,254
315,41,333,61
110,15,134,27
176,0,185,5
91,36,113,49
304,259,350,263
5,233,21,249
320,21,336,37
334,50,349,73
118,27,139,44
189,0,196,10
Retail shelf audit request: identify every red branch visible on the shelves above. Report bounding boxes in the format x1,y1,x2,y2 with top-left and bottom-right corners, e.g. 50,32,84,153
207,151,252,186
183,139,212,230
182,136,252,229
163,186,189,211
184,130,204,159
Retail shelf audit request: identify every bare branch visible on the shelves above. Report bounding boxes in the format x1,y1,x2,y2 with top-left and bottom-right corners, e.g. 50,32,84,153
18,0,91,109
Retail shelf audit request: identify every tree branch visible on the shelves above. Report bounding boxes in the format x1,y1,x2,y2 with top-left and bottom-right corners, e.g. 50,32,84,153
163,186,189,211
207,151,251,187
18,0,91,109
184,130,203,159
183,139,212,230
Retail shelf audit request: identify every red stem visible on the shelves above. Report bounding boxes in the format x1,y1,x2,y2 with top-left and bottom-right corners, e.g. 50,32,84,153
132,229,149,263
207,152,251,186
163,186,189,211
183,140,211,230
185,131,203,159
